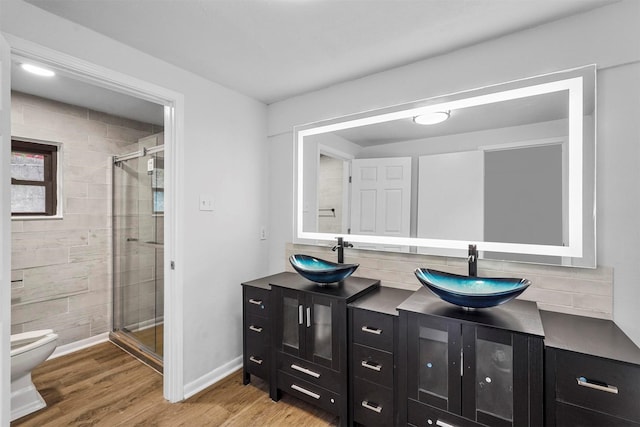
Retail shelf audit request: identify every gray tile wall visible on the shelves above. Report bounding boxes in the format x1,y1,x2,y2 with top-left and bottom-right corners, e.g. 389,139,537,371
10,91,161,345
287,243,613,319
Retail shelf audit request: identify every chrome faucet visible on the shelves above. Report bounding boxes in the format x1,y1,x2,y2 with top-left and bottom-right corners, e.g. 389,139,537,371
468,244,478,277
332,237,353,264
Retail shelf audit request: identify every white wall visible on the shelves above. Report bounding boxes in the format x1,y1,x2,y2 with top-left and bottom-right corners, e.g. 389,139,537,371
1,0,269,402
267,0,640,345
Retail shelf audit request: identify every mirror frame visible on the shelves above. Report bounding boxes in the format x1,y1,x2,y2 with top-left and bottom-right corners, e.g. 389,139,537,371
294,65,596,266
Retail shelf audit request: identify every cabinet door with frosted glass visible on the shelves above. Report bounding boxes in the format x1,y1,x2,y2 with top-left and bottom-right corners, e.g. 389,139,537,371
277,288,306,359
407,313,462,413
305,294,341,371
461,325,542,427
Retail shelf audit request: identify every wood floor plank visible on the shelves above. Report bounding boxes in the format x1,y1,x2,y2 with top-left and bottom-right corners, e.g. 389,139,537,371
12,342,337,426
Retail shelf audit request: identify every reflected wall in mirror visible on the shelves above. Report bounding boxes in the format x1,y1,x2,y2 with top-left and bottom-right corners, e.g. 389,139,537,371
295,65,596,268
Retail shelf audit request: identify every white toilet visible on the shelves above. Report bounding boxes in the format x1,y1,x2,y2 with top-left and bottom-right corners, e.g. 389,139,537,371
10,329,58,421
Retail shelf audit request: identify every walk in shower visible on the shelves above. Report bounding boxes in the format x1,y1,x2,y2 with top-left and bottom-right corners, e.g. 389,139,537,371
111,133,165,370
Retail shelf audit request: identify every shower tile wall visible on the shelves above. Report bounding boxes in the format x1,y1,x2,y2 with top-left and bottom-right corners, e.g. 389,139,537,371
317,154,343,234
10,91,162,345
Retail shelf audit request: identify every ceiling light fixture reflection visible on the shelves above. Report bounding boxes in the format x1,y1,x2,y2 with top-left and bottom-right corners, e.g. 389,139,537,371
21,63,56,77
413,111,450,125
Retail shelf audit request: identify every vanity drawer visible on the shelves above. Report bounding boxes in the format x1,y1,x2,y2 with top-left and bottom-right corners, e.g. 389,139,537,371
352,343,393,388
555,402,640,426
277,351,340,393
278,371,341,416
246,313,270,339
554,349,640,422
243,287,270,317
352,309,394,352
408,398,482,427
353,377,394,426
245,337,269,380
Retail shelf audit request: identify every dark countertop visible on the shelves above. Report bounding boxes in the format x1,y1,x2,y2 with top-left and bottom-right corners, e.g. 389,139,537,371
242,272,292,290
348,286,415,316
243,271,380,303
398,287,545,338
540,309,640,365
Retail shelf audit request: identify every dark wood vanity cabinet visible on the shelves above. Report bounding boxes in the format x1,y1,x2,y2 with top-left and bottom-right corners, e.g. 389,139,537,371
244,273,640,427
270,272,380,426
398,288,544,427
348,287,414,426
241,275,274,385
542,310,640,426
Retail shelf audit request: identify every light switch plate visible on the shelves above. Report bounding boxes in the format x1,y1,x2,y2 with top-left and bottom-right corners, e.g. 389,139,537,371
199,195,214,211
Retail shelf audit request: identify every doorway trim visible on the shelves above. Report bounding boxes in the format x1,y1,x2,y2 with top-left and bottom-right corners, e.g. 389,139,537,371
4,34,185,402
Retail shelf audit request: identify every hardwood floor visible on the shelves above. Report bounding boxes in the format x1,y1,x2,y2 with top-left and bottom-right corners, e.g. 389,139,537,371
12,342,338,426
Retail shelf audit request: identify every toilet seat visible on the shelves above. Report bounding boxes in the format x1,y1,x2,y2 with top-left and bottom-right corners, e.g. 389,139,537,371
10,330,57,357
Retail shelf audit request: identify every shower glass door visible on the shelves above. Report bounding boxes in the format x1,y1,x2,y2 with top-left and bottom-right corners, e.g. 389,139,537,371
113,134,164,360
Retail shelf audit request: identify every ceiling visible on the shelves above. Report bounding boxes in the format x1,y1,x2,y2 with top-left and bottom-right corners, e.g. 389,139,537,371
24,0,616,107
12,60,165,125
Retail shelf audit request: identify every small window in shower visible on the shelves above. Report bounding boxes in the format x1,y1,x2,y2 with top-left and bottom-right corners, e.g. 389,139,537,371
10,139,61,217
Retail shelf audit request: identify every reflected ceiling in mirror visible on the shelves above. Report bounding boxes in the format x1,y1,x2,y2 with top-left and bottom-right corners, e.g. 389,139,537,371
295,65,596,267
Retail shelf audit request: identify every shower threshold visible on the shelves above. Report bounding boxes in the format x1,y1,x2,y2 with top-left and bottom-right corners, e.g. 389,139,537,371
110,330,163,374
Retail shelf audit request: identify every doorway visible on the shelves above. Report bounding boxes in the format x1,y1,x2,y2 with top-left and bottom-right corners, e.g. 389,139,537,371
3,37,184,402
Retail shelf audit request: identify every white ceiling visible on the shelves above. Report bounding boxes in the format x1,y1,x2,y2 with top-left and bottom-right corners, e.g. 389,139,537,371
25,0,616,106
11,60,165,125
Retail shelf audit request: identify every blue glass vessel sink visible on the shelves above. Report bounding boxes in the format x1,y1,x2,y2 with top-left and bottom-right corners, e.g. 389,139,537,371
414,268,530,308
289,254,359,284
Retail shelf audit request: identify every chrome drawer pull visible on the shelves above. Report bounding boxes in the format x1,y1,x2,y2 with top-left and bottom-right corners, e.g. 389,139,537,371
249,356,263,365
306,307,311,328
435,420,455,427
298,305,303,325
291,363,321,378
248,325,263,333
291,384,320,399
361,360,382,372
248,298,263,305
361,400,382,413
361,326,382,335
577,376,619,394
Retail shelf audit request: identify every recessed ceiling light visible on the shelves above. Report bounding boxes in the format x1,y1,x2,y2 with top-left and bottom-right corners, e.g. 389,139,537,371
21,63,55,77
413,111,450,125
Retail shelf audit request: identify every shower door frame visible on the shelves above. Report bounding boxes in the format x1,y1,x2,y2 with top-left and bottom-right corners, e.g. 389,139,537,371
113,143,166,364
6,35,185,403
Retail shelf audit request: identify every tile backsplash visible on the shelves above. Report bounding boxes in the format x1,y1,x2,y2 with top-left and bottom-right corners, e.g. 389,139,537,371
286,243,613,319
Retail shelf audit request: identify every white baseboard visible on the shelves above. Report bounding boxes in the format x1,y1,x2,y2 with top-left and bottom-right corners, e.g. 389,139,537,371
183,355,243,399
48,332,110,360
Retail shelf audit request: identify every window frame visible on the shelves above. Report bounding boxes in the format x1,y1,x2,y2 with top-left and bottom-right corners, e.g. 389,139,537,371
11,139,59,217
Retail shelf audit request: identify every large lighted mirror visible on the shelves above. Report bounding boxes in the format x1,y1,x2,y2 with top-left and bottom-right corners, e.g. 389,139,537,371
295,65,595,267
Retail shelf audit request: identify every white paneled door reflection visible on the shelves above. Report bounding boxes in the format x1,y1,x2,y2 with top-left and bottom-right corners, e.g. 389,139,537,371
350,157,412,252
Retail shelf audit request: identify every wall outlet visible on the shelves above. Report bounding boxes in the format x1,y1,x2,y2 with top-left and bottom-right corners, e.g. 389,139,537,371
199,195,214,211
260,226,267,240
